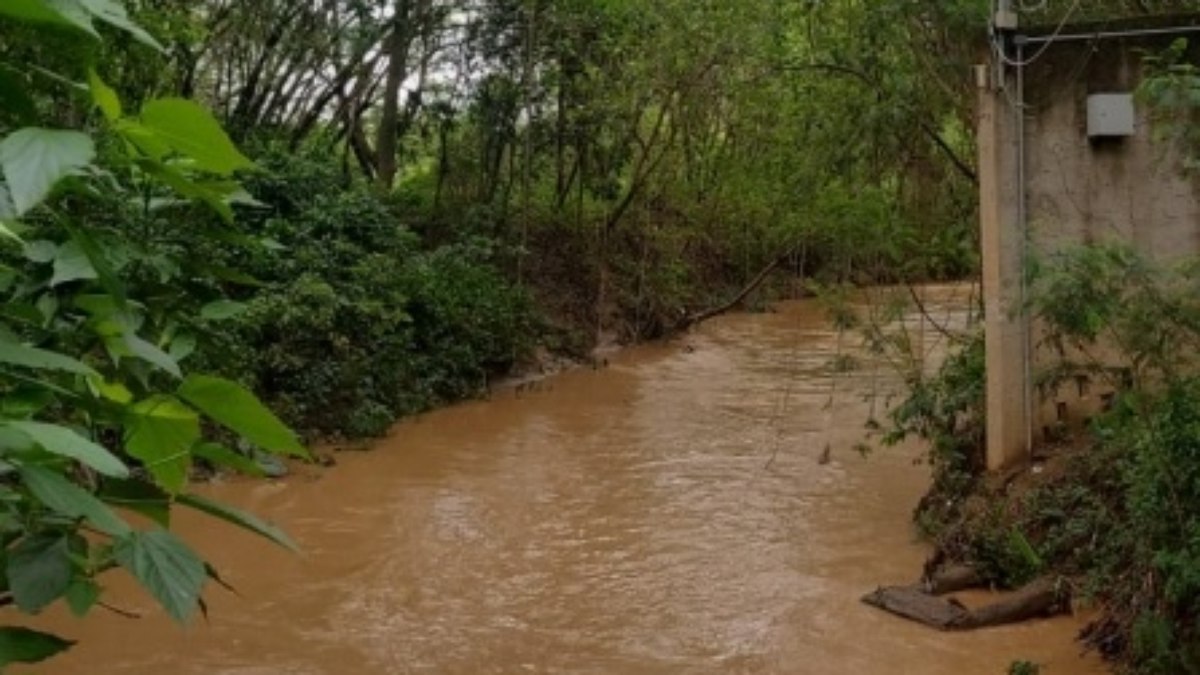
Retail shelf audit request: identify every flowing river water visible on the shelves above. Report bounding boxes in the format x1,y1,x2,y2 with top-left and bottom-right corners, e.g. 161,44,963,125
28,286,1104,674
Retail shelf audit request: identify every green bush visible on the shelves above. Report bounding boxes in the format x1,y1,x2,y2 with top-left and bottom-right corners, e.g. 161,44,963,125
0,5,306,666
883,330,987,534
1008,661,1041,675
971,245,1199,672
201,154,539,438
881,245,1200,671
1101,381,1200,673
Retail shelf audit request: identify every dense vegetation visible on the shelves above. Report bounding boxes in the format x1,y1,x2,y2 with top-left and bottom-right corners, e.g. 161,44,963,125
885,245,1200,673
0,0,989,665
0,2,310,667
5,0,993,442
0,0,1196,670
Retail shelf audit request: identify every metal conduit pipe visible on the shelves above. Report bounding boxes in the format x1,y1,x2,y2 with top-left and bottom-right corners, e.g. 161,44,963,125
1018,24,1200,45
1016,42,1032,454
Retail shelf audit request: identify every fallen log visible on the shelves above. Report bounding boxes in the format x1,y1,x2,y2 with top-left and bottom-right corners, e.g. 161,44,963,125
862,577,1068,631
951,577,1066,630
862,585,968,630
923,564,985,595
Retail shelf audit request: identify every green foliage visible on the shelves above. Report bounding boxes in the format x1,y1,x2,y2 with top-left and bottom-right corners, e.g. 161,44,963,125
0,128,95,216
966,519,1047,589
884,330,987,534
1140,39,1200,171
921,246,1200,672
138,98,254,175
0,2,303,666
0,0,1004,666
0,627,74,667
1008,661,1041,675
175,493,297,553
1100,380,1200,673
200,153,540,438
0,0,162,49
1030,243,1200,392
112,529,206,623
178,375,304,456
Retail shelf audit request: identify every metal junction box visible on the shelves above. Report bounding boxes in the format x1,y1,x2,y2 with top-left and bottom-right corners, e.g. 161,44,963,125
1087,93,1135,138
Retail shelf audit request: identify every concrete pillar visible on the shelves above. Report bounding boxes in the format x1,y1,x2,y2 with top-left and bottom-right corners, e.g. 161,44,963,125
976,64,1030,471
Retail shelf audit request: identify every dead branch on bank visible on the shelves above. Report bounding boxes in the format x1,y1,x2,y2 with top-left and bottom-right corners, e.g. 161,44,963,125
677,249,796,330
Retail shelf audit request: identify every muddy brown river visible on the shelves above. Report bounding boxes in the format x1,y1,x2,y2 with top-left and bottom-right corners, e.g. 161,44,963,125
26,287,1104,674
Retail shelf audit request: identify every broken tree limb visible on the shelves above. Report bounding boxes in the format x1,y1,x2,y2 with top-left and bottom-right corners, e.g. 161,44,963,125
862,577,1069,631
677,249,794,330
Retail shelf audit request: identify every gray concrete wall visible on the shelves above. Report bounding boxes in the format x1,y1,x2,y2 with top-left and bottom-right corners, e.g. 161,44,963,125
980,32,1200,467
1024,39,1200,261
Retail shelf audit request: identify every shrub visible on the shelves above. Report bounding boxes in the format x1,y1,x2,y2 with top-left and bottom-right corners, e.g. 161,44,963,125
200,153,540,438
883,330,987,535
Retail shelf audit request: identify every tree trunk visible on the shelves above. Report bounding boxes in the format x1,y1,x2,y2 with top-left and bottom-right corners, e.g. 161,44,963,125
375,0,413,191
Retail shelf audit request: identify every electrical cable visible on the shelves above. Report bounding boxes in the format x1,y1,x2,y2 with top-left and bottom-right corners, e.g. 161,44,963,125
992,0,1084,68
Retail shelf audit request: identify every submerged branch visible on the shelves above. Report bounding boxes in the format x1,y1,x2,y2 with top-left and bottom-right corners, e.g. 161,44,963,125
677,248,795,330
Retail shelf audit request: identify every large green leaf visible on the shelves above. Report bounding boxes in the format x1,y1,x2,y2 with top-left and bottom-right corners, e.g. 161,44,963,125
168,332,197,363
140,99,253,176
41,0,100,37
89,377,132,404
2,387,55,418
178,376,306,457
64,223,125,304
0,0,87,32
177,493,297,553
6,421,128,478
118,333,181,378
50,239,98,287
78,0,163,50
98,478,170,527
200,300,247,321
23,239,56,263
0,0,162,47
0,128,95,215
0,627,74,667
7,533,72,613
125,396,199,494
137,161,235,222
64,578,100,617
87,68,121,122
0,339,97,376
199,263,265,287
113,529,206,623
18,465,131,537
0,427,35,453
